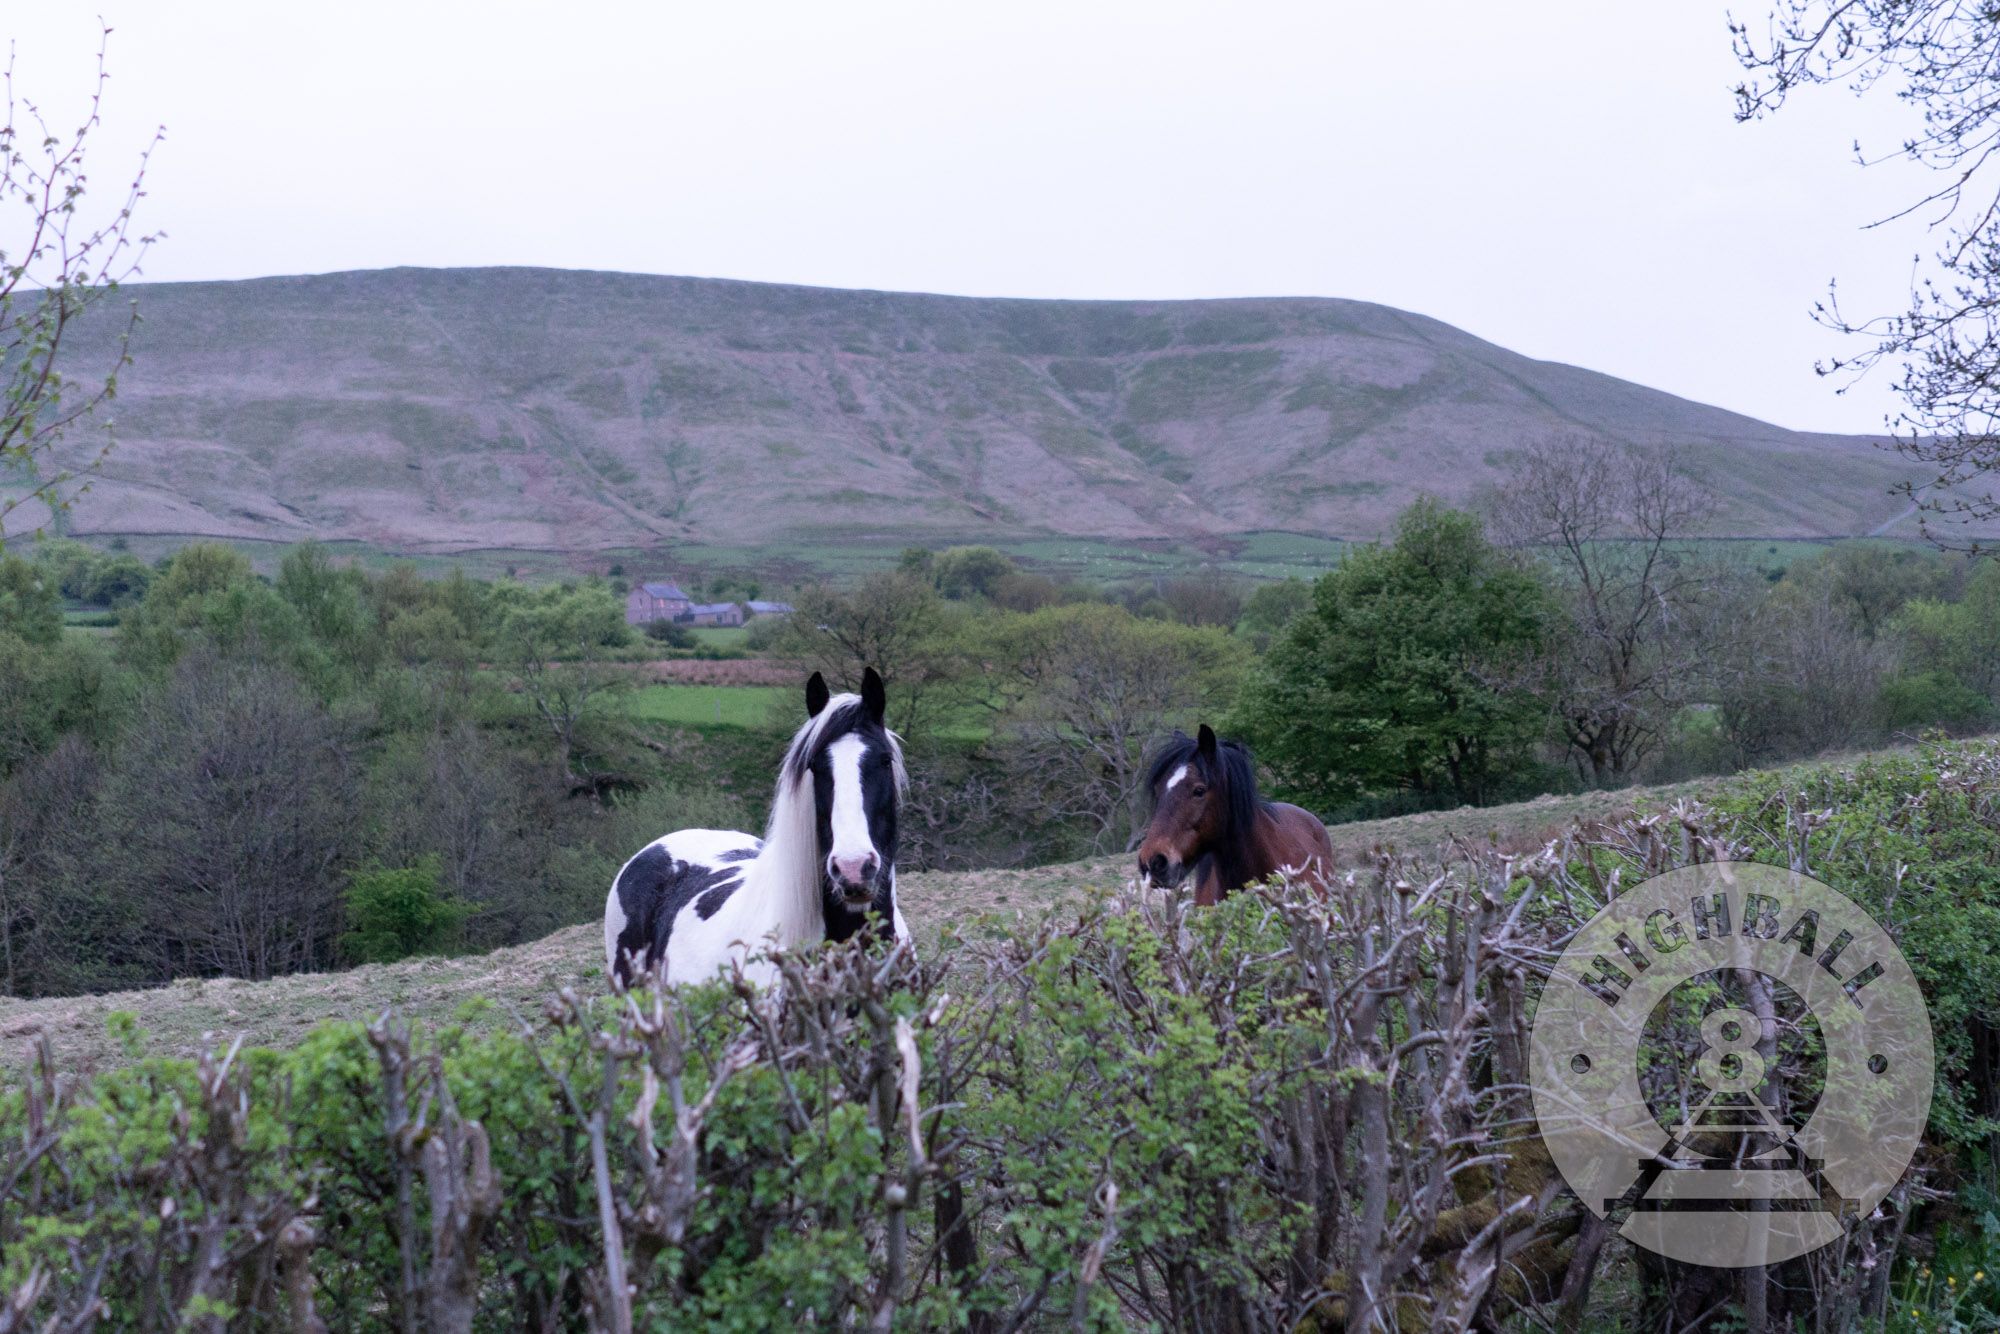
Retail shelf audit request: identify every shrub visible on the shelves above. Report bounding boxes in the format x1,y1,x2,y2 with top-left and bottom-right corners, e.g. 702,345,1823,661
340,856,467,963
1879,670,1994,732
83,555,152,606
643,618,695,648
0,869,1553,1333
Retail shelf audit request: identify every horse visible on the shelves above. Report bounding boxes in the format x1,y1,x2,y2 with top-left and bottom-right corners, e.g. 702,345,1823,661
1135,724,1334,905
603,667,908,989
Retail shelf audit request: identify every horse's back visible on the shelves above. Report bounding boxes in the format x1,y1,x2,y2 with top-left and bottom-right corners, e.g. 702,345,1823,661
1265,802,1335,886
604,827,762,987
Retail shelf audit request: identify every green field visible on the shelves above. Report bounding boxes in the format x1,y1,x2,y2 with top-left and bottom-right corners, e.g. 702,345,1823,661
684,625,751,651
628,684,788,729
28,530,1912,600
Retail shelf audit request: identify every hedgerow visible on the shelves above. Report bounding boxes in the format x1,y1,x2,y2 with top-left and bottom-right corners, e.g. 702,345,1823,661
4,740,2000,1333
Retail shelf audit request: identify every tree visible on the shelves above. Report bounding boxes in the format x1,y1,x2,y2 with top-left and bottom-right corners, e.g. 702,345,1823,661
985,602,1247,850
0,735,102,996
1235,576,1313,652
115,541,335,687
1233,499,1552,811
771,572,965,735
1735,4,2000,544
96,652,355,983
1897,557,2000,702
931,545,1016,600
1160,570,1242,628
0,553,60,644
494,582,633,790
1,29,162,542
1710,569,1900,764
1798,542,1951,641
276,540,372,656
1489,436,1719,784
0,630,117,776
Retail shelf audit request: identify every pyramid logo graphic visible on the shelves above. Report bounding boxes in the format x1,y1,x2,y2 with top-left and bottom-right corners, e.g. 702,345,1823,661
1618,1086,1847,1217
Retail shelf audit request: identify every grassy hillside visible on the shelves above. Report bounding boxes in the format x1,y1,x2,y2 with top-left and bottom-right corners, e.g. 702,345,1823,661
0,767,1730,1074
19,266,1978,553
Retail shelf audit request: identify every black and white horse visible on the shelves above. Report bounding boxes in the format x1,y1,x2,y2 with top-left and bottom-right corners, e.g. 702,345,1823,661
603,668,908,989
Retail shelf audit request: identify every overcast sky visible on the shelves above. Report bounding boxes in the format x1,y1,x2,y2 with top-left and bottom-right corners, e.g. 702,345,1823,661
7,2,1945,435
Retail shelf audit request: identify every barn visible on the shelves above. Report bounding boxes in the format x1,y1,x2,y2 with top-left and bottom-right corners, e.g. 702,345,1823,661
685,601,746,628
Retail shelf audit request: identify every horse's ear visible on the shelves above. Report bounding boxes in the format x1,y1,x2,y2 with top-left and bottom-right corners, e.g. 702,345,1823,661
806,671,830,718
1197,723,1218,758
861,667,886,723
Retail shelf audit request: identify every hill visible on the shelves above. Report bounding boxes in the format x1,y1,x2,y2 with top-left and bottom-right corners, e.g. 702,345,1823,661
22,266,1960,551
0,771,1728,1073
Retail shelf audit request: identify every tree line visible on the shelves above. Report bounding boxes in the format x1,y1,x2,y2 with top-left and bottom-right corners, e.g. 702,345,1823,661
0,539,753,998
774,439,2000,837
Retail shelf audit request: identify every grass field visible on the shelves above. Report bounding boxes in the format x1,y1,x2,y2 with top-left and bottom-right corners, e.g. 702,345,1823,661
627,684,789,728
685,625,750,651
30,531,1907,596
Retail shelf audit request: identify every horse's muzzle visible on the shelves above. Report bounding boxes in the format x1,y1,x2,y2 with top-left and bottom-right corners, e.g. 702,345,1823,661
831,854,880,907
1142,852,1188,888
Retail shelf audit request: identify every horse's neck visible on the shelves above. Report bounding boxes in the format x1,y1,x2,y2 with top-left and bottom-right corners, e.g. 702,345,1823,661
1211,802,1278,891
749,780,825,947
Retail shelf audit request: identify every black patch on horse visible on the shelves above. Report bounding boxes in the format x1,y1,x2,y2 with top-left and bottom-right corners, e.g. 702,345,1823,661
609,845,744,985
716,846,760,863
1144,730,1274,894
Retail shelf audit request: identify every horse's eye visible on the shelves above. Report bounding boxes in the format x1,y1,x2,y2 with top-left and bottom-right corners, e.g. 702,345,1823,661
1191,785,1207,797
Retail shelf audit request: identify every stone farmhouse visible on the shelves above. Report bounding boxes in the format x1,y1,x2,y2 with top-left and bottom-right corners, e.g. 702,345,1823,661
627,585,795,630
624,582,693,625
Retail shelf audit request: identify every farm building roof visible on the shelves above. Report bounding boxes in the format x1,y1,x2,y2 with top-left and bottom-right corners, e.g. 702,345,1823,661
638,582,690,599
746,601,795,615
688,602,740,616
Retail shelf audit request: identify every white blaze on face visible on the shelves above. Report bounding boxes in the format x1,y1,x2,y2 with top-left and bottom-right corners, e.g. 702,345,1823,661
1165,764,1190,793
825,733,877,884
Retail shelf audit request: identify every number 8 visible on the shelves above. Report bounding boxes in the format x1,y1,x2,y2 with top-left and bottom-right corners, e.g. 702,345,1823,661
1695,1006,1766,1092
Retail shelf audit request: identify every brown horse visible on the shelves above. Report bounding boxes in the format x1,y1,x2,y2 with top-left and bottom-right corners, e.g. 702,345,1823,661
1135,725,1334,905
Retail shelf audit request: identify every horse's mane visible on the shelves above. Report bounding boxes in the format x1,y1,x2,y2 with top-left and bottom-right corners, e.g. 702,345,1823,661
753,694,908,946
1144,730,1271,892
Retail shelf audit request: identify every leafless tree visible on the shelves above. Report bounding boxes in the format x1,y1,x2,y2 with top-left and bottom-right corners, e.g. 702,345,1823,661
1159,570,1243,628
985,604,1243,851
1712,562,1901,766
1735,3,2000,547
1490,435,1721,784
97,651,354,982
0,736,96,997
1,26,163,542
773,572,968,736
